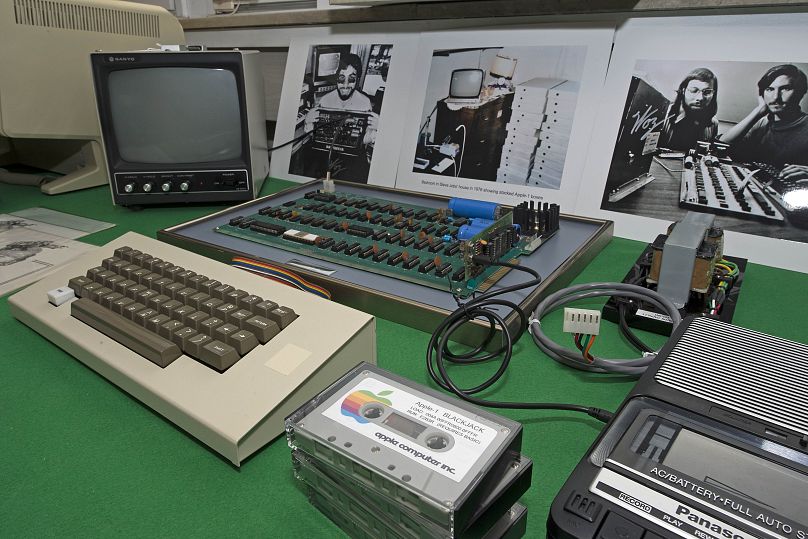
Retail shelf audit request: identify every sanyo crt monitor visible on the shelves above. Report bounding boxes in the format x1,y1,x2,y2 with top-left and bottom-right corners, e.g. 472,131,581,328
0,0,184,194
449,69,484,99
91,50,269,206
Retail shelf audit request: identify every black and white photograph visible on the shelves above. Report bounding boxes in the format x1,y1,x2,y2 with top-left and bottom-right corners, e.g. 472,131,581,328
287,43,392,184
577,21,808,271
396,27,614,209
600,59,808,244
411,45,585,189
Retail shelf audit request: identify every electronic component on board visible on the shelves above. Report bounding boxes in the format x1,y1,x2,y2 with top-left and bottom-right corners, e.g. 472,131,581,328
215,193,560,298
286,363,532,538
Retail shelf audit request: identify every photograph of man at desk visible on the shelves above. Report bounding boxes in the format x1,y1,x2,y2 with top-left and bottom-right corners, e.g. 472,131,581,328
289,43,392,184
601,59,808,244
411,46,584,188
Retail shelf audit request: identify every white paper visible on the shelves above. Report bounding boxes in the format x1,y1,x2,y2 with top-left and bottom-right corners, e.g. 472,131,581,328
576,17,808,272
271,34,419,186
395,24,615,209
0,216,96,296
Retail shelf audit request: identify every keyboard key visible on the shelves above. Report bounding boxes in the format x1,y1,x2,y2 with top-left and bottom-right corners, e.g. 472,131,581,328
253,300,278,318
101,291,123,309
164,282,186,299
81,281,103,299
225,289,249,305
71,298,180,368
212,284,235,300
213,323,239,343
123,302,146,320
198,340,240,372
121,264,141,280
114,279,137,295
159,320,184,340
183,333,212,358
86,266,106,281
244,316,281,344
186,274,208,289
172,305,196,324
146,313,170,333
175,287,197,303
113,247,132,259
134,308,159,326
136,289,159,305
104,274,125,290
147,294,171,311
199,279,221,295
68,276,93,295
126,284,148,300
160,299,183,318
184,311,209,331
229,309,254,329
112,296,135,315
214,302,238,322
171,327,197,348
238,294,263,312
153,277,173,294
102,256,121,270
188,292,210,310
228,330,258,355
200,316,224,336
268,307,298,329
122,249,141,263
201,297,224,315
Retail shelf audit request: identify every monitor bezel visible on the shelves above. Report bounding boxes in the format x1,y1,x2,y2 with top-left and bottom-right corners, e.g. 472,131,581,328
91,51,253,175
448,68,484,99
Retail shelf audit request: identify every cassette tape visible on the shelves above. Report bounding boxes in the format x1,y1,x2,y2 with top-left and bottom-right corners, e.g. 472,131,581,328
285,363,523,531
302,462,529,539
292,448,532,539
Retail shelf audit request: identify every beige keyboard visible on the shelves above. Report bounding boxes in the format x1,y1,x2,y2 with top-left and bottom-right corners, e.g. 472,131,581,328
9,232,376,466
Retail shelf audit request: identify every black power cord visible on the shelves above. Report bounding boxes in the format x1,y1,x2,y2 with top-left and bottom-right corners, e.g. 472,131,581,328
427,256,614,424
618,303,655,354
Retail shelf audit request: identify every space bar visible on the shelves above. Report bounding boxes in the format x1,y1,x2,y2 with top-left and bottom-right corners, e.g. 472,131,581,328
71,298,182,368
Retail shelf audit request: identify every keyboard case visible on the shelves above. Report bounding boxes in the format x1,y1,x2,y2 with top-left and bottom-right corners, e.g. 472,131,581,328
9,232,376,466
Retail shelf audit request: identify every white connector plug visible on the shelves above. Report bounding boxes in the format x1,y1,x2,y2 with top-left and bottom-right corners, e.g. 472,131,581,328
322,172,335,194
562,308,601,335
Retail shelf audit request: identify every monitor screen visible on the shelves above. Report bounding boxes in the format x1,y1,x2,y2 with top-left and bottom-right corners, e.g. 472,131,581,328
108,67,242,164
316,52,341,78
449,69,484,99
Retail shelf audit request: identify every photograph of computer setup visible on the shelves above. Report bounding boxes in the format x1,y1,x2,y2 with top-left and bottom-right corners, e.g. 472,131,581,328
2,2,808,539
412,45,583,188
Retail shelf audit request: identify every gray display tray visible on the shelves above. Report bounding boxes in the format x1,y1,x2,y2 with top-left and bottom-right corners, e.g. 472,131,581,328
158,180,613,346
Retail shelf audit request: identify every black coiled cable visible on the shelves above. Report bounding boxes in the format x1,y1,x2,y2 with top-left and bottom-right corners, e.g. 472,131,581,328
426,257,613,423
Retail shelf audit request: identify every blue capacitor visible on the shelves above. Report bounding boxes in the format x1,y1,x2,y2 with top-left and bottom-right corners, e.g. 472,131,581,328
449,198,500,220
457,218,494,240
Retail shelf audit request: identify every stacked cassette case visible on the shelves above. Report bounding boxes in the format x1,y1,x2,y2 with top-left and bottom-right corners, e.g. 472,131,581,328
285,363,532,538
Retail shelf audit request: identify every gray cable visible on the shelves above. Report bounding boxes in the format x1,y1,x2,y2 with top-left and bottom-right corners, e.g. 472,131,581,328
529,282,682,376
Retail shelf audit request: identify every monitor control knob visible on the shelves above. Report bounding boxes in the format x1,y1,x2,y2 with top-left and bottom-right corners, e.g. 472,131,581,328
123,183,135,193
142,182,154,193
179,181,190,192
161,182,172,192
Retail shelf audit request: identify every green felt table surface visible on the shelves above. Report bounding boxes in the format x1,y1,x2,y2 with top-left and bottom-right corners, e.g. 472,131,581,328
2,180,807,538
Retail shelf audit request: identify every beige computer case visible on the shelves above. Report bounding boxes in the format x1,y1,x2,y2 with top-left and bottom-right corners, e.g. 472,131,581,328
0,0,184,193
